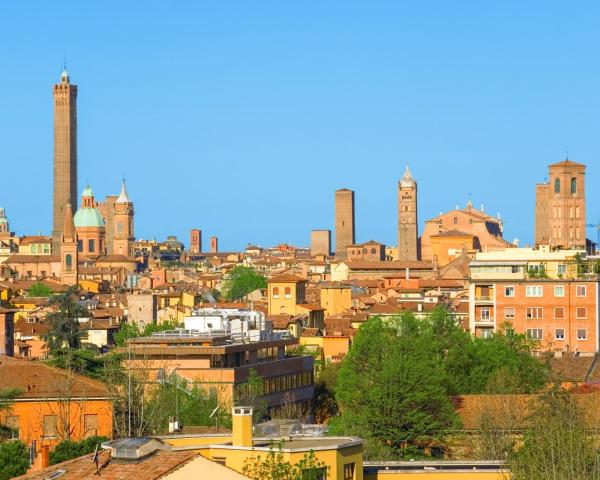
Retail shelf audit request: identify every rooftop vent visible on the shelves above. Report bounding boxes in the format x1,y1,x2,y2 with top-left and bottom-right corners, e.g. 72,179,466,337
101,438,170,461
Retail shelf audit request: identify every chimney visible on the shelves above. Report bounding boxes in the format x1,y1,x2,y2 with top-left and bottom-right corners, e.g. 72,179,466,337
232,406,253,447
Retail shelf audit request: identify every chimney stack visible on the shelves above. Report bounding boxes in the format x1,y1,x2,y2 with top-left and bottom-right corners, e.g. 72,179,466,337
232,406,253,447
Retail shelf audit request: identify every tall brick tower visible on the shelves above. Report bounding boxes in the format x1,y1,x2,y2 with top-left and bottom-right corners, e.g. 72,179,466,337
334,189,355,258
190,229,202,254
398,165,418,261
535,159,586,249
113,180,135,257
52,69,78,253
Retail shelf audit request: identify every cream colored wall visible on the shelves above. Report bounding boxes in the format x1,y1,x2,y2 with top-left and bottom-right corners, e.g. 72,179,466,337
364,472,506,479
163,455,250,479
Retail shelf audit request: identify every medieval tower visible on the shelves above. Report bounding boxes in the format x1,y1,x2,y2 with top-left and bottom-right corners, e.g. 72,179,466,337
52,69,78,252
60,203,78,286
334,189,355,258
397,165,418,261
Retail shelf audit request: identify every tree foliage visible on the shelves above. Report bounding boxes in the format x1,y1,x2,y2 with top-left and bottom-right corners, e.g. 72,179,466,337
27,282,53,297
243,442,328,480
329,307,549,459
44,287,87,352
47,348,108,381
0,441,29,480
114,320,181,347
508,387,600,479
222,266,266,301
50,436,108,465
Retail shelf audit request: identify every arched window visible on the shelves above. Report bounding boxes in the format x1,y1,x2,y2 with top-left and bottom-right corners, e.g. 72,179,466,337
571,178,577,194
554,178,560,193
370,248,376,254
284,287,291,298
272,287,279,299
65,254,72,271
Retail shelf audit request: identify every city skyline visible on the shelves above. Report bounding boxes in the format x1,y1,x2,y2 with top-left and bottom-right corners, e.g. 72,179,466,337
1,2,600,251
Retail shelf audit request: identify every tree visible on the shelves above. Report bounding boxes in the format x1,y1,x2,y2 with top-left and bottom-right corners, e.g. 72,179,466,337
244,369,269,424
44,286,87,352
329,314,460,459
508,387,600,479
27,282,53,297
222,266,267,301
0,441,29,480
47,348,108,381
311,362,340,423
114,320,181,347
50,436,108,465
243,442,328,480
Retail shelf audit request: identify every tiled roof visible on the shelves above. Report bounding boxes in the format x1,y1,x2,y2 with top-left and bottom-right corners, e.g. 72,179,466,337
268,274,307,283
6,255,60,263
13,450,199,480
344,260,432,270
18,236,51,246
0,355,109,399
431,229,473,238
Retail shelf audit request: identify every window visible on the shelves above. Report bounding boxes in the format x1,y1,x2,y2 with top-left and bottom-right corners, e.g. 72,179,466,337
577,329,587,340
84,414,98,438
65,254,72,271
555,329,565,340
576,307,587,319
526,328,543,340
571,177,577,194
526,307,543,319
344,463,356,480
480,307,491,321
43,415,58,438
554,178,560,193
554,285,565,297
284,287,291,299
557,265,566,276
504,307,515,319
504,286,515,297
554,307,565,319
480,329,493,339
272,287,279,299
453,217,458,224
576,285,587,297
31,244,37,254
370,248,376,254
511,266,520,274
88,239,95,252
526,286,543,297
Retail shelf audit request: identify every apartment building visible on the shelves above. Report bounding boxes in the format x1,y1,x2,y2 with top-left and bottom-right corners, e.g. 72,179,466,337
469,247,599,352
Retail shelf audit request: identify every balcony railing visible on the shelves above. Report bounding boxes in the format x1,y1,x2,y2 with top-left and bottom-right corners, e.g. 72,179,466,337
474,296,493,302
475,317,494,323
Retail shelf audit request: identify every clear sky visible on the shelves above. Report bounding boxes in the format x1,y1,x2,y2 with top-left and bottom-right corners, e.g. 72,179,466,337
1,1,599,251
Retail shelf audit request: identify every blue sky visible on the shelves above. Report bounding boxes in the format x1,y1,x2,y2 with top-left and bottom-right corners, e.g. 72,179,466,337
1,1,599,251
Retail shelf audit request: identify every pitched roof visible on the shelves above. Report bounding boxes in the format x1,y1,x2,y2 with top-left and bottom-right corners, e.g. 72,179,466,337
268,274,307,283
431,229,474,238
18,236,51,246
344,260,432,270
13,450,202,480
6,255,60,263
549,159,586,168
0,355,109,399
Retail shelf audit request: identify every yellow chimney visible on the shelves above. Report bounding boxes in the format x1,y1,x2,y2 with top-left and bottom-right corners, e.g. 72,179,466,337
232,406,253,447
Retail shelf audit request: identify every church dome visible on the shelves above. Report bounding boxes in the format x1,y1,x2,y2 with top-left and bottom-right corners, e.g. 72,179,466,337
74,185,105,228
74,207,105,228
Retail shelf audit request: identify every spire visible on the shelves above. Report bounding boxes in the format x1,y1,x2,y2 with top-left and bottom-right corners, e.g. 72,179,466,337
400,164,416,188
116,178,131,204
63,203,76,241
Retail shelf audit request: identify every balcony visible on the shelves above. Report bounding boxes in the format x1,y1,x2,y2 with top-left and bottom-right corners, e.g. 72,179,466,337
474,316,495,324
474,295,494,303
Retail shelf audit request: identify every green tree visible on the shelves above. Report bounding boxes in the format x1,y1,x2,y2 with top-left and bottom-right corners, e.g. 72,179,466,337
222,266,267,301
243,369,269,424
49,435,108,465
329,314,459,458
114,320,181,347
243,442,328,480
508,387,600,479
311,362,340,423
0,441,29,480
47,348,108,381
27,281,53,297
43,286,87,352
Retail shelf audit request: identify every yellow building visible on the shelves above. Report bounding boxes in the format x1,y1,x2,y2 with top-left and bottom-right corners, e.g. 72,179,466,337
162,406,364,480
267,275,307,315
320,282,352,316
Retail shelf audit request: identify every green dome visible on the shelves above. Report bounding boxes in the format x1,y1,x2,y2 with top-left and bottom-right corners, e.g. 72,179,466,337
74,207,105,228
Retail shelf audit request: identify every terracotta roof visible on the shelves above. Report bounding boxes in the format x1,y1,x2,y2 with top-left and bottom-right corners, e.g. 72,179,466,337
6,254,60,263
268,274,307,283
549,159,586,168
297,303,324,312
344,260,432,270
0,355,109,399
18,236,51,246
301,328,321,337
267,314,296,329
11,296,50,306
14,319,50,336
13,450,201,480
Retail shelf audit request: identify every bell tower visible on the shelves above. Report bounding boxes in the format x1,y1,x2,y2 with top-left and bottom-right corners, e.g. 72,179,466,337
113,180,135,257
52,69,78,253
398,165,418,261
60,203,78,286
